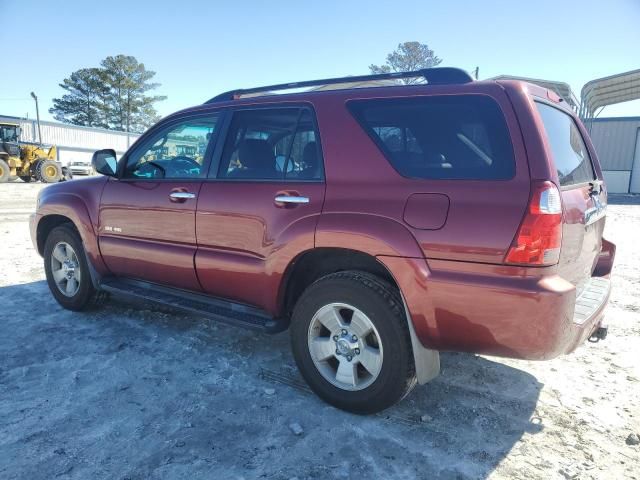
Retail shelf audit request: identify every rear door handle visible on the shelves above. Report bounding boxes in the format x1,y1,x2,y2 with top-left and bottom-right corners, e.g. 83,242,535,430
274,195,309,204
169,192,196,200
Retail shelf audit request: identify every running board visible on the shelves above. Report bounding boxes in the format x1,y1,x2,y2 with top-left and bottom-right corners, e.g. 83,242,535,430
99,277,287,333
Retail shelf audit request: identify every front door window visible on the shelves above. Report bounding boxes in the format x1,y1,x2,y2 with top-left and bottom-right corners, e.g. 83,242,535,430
124,116,219,179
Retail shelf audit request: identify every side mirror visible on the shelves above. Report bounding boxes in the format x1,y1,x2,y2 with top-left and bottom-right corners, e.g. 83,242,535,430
92,149,118,177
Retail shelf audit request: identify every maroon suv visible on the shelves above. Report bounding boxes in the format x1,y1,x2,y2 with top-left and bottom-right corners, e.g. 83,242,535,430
30,68,614,413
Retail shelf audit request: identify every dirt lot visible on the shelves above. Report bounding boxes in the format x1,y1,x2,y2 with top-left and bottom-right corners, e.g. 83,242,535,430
0,181,638,480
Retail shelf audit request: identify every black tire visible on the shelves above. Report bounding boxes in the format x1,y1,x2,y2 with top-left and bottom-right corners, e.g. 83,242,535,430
290,271,416,414
19,176,33,183
43,224,101,311
37,159,62,183
61,167,73,181
0,158,9,183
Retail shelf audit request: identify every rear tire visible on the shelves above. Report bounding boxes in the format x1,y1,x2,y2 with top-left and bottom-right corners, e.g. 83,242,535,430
37,160,62,183
44,224,100,311
290,271,416,414
0,159,10,183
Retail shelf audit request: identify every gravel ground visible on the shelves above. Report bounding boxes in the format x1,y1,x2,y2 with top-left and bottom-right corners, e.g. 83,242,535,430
0,181,638,480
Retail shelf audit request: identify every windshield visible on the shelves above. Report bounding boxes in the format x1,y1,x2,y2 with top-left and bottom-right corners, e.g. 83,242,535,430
0,125,19,143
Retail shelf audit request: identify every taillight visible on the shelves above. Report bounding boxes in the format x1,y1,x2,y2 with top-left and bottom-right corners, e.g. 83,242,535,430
505,181,562,266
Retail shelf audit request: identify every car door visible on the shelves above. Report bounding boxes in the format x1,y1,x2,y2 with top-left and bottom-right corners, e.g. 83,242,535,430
195,106,325,313
99,112,221,291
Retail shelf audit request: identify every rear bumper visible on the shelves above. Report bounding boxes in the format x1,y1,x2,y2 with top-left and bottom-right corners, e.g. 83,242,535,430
378,240,615,360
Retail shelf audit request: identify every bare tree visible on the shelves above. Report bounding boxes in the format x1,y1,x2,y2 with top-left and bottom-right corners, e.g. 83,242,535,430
369,42,443,84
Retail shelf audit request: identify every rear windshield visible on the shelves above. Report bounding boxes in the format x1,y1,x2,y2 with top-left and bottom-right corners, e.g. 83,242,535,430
535,102,595,187
349,95,515,180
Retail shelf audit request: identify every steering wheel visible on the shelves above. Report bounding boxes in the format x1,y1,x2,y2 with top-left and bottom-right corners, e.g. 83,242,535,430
133,160,166,178
171,156,201,176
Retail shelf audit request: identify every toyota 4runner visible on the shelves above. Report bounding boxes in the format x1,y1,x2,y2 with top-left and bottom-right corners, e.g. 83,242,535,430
30,68,615,413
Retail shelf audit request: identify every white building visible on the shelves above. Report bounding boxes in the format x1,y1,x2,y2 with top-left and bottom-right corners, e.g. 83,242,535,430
0,114,140,166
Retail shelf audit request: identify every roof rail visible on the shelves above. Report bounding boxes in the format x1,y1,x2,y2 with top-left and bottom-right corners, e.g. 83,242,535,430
205,67,474,103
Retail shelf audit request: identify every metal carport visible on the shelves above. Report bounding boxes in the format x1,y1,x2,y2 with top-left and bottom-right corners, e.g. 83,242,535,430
579,69,640,193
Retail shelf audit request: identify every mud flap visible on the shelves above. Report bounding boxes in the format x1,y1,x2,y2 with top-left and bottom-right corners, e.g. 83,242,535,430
401,296,440,384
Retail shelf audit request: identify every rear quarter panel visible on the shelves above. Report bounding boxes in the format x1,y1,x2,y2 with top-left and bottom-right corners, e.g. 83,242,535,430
312,83,531,264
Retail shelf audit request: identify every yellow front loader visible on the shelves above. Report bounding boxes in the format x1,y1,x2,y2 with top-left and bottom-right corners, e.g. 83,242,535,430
0,122,69,183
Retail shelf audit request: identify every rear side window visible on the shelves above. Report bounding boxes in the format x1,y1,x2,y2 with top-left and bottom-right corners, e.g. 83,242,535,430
535,102,595,186
349,95,515,180
217,107,322,181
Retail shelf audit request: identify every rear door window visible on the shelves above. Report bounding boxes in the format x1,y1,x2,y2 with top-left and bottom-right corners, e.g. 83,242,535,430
535,102,595,187
216,107,322,181
349,95,515,180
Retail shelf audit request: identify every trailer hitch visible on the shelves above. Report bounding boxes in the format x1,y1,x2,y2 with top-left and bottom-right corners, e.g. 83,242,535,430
588,325,608,343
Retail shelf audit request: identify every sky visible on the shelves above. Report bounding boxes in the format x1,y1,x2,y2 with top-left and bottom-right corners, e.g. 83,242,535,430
1,0,639,123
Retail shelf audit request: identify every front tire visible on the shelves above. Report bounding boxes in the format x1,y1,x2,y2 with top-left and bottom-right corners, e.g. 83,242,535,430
44,224,99,311
290,271,416,414
37,159,62,183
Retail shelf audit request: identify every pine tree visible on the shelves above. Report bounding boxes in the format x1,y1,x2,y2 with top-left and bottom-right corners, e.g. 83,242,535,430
100,55,167,133
49,55,166,133
49,68,109,127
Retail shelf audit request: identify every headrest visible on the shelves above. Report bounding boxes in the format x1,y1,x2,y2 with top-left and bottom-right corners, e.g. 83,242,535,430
239,139,273,169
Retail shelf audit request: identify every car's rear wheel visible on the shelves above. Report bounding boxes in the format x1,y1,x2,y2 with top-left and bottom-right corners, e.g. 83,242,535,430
290,271,416,414
44,224,100,311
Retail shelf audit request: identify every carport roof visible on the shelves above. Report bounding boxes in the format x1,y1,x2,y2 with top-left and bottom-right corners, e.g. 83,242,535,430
580,68,640,117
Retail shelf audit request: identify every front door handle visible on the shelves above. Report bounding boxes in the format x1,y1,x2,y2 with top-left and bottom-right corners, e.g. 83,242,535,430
169,191,196,200
274,195,309,204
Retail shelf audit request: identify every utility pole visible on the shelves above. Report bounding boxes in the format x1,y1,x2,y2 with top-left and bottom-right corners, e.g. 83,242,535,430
30,92,42,145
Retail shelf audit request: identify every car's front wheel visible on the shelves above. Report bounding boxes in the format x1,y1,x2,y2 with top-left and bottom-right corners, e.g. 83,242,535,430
44,224,100,311
290,271,416,414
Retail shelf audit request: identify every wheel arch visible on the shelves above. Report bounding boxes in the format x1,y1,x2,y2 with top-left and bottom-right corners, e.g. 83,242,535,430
36,214,77,255
35,191,109,278
278,247,395,319
315,212,425,258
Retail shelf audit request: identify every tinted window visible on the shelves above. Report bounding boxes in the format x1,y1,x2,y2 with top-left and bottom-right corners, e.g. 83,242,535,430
217,108,322,180
535,102,595,186
349,96,515,180
124,116,219,179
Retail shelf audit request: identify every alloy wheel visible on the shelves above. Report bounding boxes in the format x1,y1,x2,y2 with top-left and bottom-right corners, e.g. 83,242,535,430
50,242,81,297
307,302,384,391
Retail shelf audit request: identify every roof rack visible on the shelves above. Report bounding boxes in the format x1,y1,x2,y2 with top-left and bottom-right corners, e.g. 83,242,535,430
205,67,474,103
